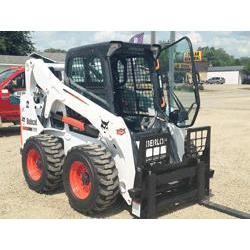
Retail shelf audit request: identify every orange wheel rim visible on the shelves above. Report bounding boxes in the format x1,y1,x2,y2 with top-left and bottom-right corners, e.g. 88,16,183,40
69,161,92,199
26,148,42,181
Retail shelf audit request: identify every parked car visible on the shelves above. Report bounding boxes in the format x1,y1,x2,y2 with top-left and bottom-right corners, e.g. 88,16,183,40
0,67,25,125
242,76,250,84
207,77,225,84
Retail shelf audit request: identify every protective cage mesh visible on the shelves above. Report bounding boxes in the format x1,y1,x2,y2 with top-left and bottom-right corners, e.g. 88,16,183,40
69,56,104,87
113,56,155,117
186,127,211,158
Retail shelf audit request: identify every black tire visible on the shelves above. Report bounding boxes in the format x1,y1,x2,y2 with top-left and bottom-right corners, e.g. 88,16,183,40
22,134,64,193
63,144,119,215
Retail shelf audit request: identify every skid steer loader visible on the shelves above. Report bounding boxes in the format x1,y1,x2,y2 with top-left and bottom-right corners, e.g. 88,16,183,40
20,37,249,218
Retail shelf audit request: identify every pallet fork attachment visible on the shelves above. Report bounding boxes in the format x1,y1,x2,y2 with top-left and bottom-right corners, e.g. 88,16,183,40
200,200,250,219
130,159,250,219
129,127,212,218
129,126,250,219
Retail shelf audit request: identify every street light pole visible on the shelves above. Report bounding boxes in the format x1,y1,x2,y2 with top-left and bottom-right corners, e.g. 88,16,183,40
169,31,176,107
170,31,176,43
151,31,156,44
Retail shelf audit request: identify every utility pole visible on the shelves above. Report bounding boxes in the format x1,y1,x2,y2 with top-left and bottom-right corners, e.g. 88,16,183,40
170,31,176,43
169,31,176,107
151,31,156,44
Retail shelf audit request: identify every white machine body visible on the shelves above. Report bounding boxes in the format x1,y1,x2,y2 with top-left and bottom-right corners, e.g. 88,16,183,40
20,58,186,206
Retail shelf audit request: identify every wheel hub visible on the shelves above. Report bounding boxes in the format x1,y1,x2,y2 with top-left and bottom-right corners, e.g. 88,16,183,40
69,161,92,199
26,148,43,181
82,172,90,185
36,160,42,170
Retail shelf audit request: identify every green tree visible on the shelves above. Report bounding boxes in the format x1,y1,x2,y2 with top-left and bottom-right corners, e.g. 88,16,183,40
238,57,250,74
198,46,235,66
199,47,216,63
44,48,67,53
156,41,250,76
0,31,34,55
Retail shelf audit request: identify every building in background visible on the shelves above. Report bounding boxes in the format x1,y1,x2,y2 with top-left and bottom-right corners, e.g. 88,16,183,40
0,55,26,72
207,66,245,85
0,52,66,72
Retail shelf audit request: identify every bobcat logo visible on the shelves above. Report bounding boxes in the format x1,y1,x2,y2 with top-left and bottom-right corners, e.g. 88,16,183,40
101,120,109,131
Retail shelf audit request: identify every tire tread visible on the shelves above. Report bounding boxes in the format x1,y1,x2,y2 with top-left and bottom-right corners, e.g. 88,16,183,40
67,143,119,213
22,134,64,193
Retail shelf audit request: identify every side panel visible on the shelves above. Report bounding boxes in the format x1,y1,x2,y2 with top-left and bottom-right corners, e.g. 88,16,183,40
20,94,45,145
22,59,136,205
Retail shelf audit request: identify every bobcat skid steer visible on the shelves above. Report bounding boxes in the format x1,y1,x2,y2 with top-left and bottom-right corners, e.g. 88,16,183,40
20,37,249,218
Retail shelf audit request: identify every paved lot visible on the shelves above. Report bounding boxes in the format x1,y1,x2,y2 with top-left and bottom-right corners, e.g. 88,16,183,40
0,85,249,218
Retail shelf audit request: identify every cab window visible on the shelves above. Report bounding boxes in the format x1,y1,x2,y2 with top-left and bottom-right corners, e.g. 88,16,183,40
68,56,104,88
67,56,107,104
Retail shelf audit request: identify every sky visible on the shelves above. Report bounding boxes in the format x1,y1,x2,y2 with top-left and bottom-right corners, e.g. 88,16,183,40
32,31,250,58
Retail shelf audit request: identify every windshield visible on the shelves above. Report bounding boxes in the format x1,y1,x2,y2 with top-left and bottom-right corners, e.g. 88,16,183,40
158,37,200,128
0,69,16,83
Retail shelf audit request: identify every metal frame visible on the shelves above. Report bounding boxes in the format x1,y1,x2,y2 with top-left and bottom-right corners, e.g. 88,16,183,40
130,161,208,218
129,126,213,218
186,126,212,194
129,125,250,219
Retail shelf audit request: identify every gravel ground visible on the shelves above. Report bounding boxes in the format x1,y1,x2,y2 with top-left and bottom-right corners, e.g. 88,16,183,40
0,85,249,219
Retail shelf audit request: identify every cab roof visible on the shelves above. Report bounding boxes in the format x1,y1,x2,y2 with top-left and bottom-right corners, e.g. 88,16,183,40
66,41,160,59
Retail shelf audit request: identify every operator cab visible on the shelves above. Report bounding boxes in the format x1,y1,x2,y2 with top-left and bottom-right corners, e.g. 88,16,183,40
64,39,200,133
